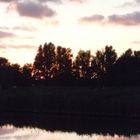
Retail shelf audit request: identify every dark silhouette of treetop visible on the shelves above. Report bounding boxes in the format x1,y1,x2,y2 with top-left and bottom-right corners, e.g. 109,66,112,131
104,45,117,72
0,42,140,88
33,45,44,80
56,46,73,80
134,51,140,57
43,42,56,79
91,50,104,79
122,48,133,58
73,50,91,79
0,57,9,67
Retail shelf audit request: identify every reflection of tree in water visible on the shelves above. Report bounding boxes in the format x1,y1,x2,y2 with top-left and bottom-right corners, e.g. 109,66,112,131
0,112,140,136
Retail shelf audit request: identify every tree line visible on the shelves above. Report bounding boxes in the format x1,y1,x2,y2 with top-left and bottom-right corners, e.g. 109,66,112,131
0,42,140,88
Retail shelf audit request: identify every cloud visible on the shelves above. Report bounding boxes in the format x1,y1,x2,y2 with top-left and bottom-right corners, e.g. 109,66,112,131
17,1,56,18
13,25,36,31
79,11,140,26
136,0,140,3
7,1,56,19
120,0,140,7
0,31,16,38
79,14,105,23
10,45,36,49
0,0,61,4
108,11,140,25
132,40,140,44
0,25,36,31
0,26,10,30
0,44,36,50
69,0,84,3
45,20,59,25
37,0,61,3
0,45,6,49
38,0,83,3
0,127,17,136
0,0,16,2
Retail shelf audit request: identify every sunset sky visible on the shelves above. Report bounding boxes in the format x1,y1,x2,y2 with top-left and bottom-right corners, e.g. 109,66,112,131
0,0,140,65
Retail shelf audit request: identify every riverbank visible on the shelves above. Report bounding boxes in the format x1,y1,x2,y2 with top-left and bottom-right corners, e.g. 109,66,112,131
0,86,140,119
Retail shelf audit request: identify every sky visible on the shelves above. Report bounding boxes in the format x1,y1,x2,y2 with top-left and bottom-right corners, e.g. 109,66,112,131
0,0,140,65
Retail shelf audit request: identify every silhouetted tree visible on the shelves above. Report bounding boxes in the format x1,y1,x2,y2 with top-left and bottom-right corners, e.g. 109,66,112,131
33,45,44,80
0,58,23,88
73,50,91,79
134,51,140,57
2,40,140,88
33,43,56,80
104,46,117,72
122,48,133,58
0,57,9,67
43,42,56,79
11,63,20,71
91,50,104,79
55,46,73,80
105,48,140,86
91,46,117,79
21,63,33,85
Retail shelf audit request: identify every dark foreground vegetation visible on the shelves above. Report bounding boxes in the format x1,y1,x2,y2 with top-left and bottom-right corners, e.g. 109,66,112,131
0,42,140,88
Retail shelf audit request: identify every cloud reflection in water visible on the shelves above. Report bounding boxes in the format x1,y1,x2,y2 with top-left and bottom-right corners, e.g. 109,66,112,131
0,125,139,140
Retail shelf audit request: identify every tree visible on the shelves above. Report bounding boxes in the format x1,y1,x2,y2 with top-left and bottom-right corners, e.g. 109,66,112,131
91,50,104,79
104,48,140,86
91,46,117,79
33,45,44,80
21,63,33,81
55,46,73,80
11,63,20,71
33,42,56,80
104,46,117,72
43,42,56,79
0,57,9,67
134,51,140,57
73,50,91,79
0,58,23,88
122,48,133,58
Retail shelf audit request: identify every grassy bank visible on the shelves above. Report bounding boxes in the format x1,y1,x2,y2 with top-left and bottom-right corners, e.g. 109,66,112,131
0,86,140,119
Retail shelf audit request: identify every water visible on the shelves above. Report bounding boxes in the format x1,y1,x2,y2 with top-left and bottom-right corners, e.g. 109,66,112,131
1,113,140,140
0,125,140,140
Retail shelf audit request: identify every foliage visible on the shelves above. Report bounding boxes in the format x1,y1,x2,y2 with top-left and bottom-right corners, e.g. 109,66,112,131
0,42,140,88
73,50,91,79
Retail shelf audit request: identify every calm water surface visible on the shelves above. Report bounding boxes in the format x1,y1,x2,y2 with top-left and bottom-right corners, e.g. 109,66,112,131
0,125,140,140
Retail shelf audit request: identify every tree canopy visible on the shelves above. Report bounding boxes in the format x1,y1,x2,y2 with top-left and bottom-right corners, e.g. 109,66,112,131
0,42,140,88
